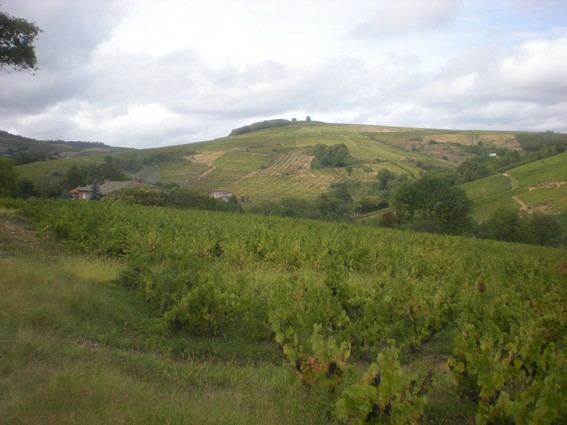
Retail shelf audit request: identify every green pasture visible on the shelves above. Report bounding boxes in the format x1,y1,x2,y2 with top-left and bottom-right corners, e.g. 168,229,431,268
508,150,567,186
16,156,104,180
519,187,567,213
463,173,520,221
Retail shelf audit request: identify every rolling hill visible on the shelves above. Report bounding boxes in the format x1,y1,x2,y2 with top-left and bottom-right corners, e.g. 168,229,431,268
12,121,567,218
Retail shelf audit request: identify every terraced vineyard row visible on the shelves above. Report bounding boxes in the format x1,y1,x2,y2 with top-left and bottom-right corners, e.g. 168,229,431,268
245,153,312,177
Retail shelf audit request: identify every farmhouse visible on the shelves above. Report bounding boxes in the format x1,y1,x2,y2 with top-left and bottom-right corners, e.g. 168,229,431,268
70,180,156,200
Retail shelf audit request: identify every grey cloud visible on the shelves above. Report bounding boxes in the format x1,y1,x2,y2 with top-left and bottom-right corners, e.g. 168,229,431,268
1,0,118,70
0,0,119,114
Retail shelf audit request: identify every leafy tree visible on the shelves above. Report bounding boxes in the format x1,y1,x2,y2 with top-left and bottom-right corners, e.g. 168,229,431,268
19,178,37,197
0,157,19,197
354,195,386,214
248,200,283,216
328,182,353,204
457,157,490,182
391,174,472,234
376,168,395,190
315,193,352,221
516,131,567,152
480,207,524,242
64,162,128,189
65,164,86,188
166,189,216,210
280,197,318,219
215,194,243,213
12,151,46,165
229,119,291,136
526,212,565,247
479,208,566,246
311,143,358,168
0,8,41,71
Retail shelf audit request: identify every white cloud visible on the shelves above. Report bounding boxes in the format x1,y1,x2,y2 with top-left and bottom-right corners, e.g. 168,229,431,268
0,0,566,148
351,0,461,37
499,37,567,99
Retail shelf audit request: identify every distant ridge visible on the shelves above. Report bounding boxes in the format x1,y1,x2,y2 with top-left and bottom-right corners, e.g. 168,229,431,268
0,130,129,163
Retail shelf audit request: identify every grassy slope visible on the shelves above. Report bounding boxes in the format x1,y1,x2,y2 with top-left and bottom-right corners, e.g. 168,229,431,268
0,209,331,425
463,151,567,220
15,123,454,202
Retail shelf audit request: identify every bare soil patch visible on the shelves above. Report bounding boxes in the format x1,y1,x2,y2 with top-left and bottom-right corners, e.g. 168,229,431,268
478,134,521,150
528,181,567,191
423,134,473,145
186,151,225,166
512,195,529,211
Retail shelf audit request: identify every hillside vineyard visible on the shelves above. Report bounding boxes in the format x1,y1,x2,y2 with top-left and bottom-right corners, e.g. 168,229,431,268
17,200,567,423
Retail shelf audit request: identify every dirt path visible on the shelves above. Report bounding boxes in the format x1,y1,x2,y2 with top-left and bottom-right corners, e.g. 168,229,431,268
512,195,529,211
502,172,519,189
528,181,567,191
199,166,216,179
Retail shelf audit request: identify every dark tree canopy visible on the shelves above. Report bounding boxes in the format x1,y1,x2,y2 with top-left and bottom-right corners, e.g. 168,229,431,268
391,174,472,234
311,143,358,168
0,8,41,71
0,157,19,197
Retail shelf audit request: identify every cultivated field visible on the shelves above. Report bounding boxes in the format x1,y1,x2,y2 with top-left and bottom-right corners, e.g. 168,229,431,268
464,151,567,219
3,199,565,424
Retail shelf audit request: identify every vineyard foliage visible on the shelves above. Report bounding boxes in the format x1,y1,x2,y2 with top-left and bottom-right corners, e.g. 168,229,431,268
16,200,567,423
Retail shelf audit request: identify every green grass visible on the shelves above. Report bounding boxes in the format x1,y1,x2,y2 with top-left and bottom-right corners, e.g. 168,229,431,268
519,187,567,212
462,173,520,221
16,156,104,180
508,151,567,185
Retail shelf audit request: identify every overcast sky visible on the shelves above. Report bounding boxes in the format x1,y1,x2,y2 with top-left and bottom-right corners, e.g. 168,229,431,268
1,0,566,148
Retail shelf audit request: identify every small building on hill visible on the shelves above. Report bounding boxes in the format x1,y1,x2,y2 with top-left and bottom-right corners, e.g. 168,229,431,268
209,190,235,202
70,180,156,200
